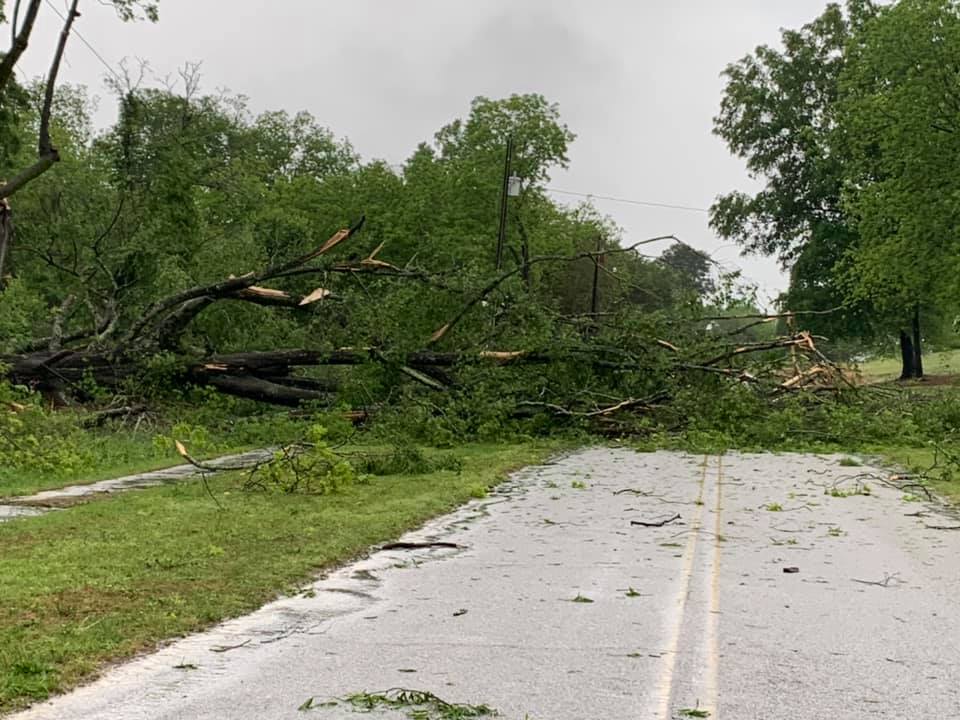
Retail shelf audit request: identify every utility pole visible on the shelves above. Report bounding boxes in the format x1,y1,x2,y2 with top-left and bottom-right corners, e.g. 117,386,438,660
0,197,11,290
495,135,514,271
590,235,604,316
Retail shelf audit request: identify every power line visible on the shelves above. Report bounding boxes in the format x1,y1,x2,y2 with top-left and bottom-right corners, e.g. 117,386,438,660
545,187,710,214
42,0,122,82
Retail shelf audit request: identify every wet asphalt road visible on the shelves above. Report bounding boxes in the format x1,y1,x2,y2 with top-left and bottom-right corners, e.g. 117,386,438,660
11,448,960,719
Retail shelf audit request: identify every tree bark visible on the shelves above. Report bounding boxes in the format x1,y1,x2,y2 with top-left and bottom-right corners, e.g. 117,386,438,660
0,0,79,201
0,0,43,94
899,330,915,380
200,374,332,407
912,304,924,379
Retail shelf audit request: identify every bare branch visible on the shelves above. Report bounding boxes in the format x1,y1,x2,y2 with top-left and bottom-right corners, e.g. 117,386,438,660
0,0,41,93
695,307,843,322
0,0,81,200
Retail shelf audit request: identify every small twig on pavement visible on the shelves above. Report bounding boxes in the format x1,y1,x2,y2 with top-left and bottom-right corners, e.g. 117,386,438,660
631,513,681,528
209,639,251,653
852,572,900,588
898,482,934,501
614,488,693,505
381,541,463,550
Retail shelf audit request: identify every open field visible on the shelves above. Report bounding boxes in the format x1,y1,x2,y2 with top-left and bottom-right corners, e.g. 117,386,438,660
856,348,960,383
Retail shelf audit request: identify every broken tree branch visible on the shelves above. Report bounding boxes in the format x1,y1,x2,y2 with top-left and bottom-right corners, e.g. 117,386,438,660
121,217,364,346
0,0,79,200
380,541,463,550
0,0,41,93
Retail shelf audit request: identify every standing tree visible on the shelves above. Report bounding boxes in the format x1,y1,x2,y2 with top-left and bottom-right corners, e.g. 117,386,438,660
837,0,960,378
659,243,715,298
711,1,879,352
0,0,158,283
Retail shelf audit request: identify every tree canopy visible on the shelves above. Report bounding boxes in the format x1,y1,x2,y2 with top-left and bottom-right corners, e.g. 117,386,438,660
712,0,960,370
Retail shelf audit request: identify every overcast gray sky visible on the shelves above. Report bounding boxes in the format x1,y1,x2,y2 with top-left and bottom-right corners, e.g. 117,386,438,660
10,1,837,305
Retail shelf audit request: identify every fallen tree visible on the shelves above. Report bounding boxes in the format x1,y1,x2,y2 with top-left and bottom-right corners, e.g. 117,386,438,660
1,218,855,431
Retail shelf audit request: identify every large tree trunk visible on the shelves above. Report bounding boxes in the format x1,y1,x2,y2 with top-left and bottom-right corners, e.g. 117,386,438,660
899,330,915,380
912,304,924,379
898,306,924,380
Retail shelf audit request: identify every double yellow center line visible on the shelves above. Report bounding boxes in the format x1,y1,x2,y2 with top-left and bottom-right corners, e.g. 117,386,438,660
654,454,724,720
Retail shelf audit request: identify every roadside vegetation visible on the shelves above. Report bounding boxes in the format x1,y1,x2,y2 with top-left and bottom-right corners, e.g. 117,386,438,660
0,441,559,713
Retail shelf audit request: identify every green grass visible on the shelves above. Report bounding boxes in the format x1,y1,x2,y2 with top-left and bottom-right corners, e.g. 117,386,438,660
0,434,189,499
0,441,560,713
857,348,960,382
875,446,960,504
0,432,259,499
0,411,309,498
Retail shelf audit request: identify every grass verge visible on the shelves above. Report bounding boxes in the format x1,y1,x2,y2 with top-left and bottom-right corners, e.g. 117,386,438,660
873,446,960,504
0,441,562,714
0,434,248,500
0,410,309,498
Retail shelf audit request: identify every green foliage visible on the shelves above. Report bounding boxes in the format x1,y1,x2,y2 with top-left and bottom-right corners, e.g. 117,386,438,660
0,279,46,351
659,243,715,297
714,0,960,352
106,1,160,22
0,388,92,477
711,1,871,261
328,689,496,719
9,57,954,466
826,482,870,497
435,93,574,186
244,425,360,495
354,444,463,476
1,73,770,448
678,708,711,719
0,80,27,170
837,0,960,325
711,1,879,342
